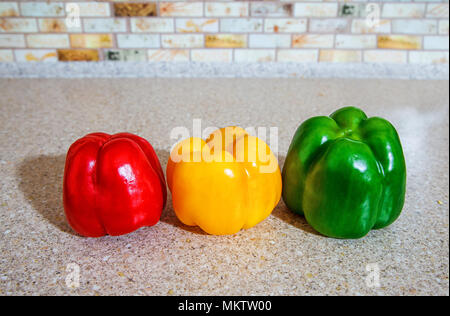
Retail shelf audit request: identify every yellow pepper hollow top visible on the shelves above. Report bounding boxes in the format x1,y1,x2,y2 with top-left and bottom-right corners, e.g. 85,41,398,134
167,127,282,235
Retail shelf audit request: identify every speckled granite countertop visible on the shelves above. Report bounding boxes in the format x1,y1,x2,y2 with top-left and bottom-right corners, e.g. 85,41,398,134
0,78,448,296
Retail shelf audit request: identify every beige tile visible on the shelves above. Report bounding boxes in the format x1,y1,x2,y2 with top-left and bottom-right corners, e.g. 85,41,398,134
20,3,65,17
148,49,190,62
439,20,449,35
84,19,127,33
320,50,362,63
117,34,160,48
294,3,338,17
310,19,348,33
364,50,407,64
132,18,174,33
191,49,232,62
27,34,69,48
0,3,19,17
206,34,246,48
176,19,218,33
0,34,25,48
70,34,114,49
410,51,449,64
264,19,307,33
160,2,203,17
0,49,14,61
162,34,203,48
426,4,449,18
249,34,290,48
15,49,58,62
234,49,276,62
335,35,377,49
220,19,263,33
206,2,249,17
251,2,293,17
39,19,82,33
391,20,436,35
293,35,334,48
74,3,111,17
0,18,38,33
378,35,422,50
351,19,391,34
382,3,426,18
277,49,318,62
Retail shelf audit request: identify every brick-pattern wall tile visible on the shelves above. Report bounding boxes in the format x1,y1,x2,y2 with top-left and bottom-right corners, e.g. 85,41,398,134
264,19,307,33
0,1,447,65
39,19,82,33
76,3,111,17
85,19,127,33
294,3,338,18
220,19,263,33
426,4,449,18
382,4,426,18
439,20,449,35
27,34,70,48
0,49,14,61
364,50,408,64
410,51,449,64
310,19,348,34
57,49,100,62
206,2,249,17
351,20,391,34
320,50,362,63
392,20,437,35
163,34,203,48
148,49,190,61
0,18,38,33
0,3,19,17
132,18,174,33
251,3,293,18
293,35,334,48
277,49,318,62
114,3,156,17
176,19,218,33
378,35,422,50
71,34,114,48
105,49,147,62
424,36,449,50
0,34,25,48
234,49,276,62
20,3,65,17
206,34,246,48
335,35,377,49
118,34,160,48
15,49,58,62
339,3,366,18
160,3,203,17
191,49,232,62
249,34,290,48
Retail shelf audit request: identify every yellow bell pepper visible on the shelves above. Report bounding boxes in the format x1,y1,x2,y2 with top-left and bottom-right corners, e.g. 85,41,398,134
167,127,282,235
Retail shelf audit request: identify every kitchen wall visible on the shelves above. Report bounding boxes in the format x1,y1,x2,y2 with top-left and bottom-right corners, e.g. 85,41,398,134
0,1,448,64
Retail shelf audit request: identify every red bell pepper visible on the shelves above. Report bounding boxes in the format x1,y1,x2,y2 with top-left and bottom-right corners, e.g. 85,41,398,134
63,132,167,237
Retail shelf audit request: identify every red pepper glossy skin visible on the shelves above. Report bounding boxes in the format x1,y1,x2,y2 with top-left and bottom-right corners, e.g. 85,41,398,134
63,133,167,237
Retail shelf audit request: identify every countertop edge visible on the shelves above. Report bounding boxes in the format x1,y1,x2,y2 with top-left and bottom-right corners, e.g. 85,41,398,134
0,62,448,80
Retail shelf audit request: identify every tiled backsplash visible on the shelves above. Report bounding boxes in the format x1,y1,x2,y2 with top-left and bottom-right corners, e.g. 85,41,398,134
0,1,448,64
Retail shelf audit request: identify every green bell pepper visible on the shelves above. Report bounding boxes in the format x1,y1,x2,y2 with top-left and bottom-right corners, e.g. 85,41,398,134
282,107,406,239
